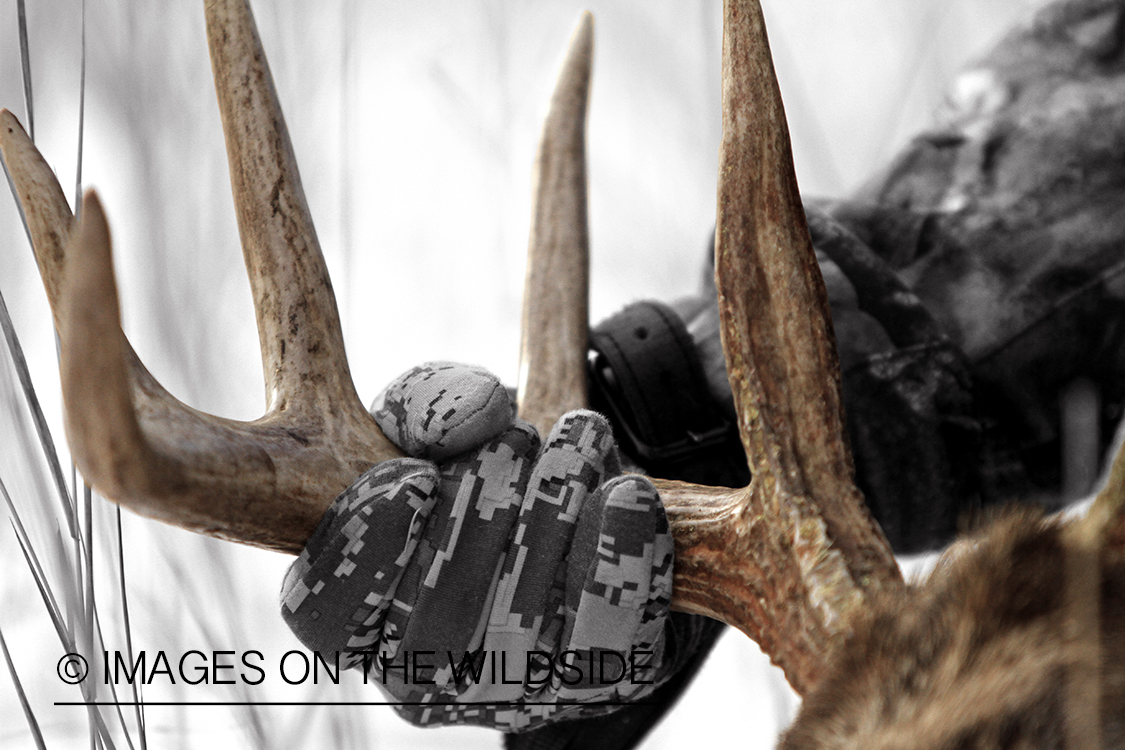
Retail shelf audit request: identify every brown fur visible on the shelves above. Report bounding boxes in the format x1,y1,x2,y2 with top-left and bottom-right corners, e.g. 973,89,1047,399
780,509,1125,749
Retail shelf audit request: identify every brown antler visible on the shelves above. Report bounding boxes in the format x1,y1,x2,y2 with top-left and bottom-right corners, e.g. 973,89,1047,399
654,0,901,693
514,0,902,695
517,12,593,438
0,0,401,553
4,0,902,696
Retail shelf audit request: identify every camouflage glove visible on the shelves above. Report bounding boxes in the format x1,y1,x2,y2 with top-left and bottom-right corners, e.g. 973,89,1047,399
280,362,674,732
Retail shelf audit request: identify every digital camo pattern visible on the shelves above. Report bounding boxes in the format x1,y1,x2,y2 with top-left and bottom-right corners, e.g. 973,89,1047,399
280,458,440,659
370,361,514,461
281,363,674,732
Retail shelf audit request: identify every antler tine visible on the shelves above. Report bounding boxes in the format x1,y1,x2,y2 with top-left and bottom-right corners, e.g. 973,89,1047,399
648,0,901,694
517,11,593,436
714,0,897,586
58,192,175,502
205,0,362,421
1,109,76,324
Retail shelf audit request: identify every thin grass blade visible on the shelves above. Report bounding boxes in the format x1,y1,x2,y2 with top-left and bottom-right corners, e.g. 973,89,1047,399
116,507,147,750
0,287,78,537
10,521,74,650
3,475,69,644
0,623,48,750
16,0,34,142
83,485,95,661
74,0,86,218
87,592,138,750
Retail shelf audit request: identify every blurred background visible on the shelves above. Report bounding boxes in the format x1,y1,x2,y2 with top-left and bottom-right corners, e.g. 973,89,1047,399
0,1,1055,748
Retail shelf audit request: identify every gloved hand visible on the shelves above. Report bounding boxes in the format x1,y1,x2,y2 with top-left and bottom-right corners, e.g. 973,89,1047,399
280,362,674,732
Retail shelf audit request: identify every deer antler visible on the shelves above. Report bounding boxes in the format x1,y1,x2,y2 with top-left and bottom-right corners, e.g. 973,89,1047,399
0,1,602,555
3,0,902,696
656,0,902,694
0,0,402,552
515,0,901,694
517,12,593,439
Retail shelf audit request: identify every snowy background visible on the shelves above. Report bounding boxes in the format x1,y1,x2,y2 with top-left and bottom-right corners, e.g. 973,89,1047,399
0,1,1054,748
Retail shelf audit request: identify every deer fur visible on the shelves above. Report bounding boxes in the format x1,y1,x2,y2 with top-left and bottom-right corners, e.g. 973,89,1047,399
781,508,1125,749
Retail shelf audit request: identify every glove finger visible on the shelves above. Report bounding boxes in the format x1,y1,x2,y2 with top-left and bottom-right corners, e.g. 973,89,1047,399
394,421,541,676
371,361,514,461
469,410,619,704
556,474,672,703
280,458,439,666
